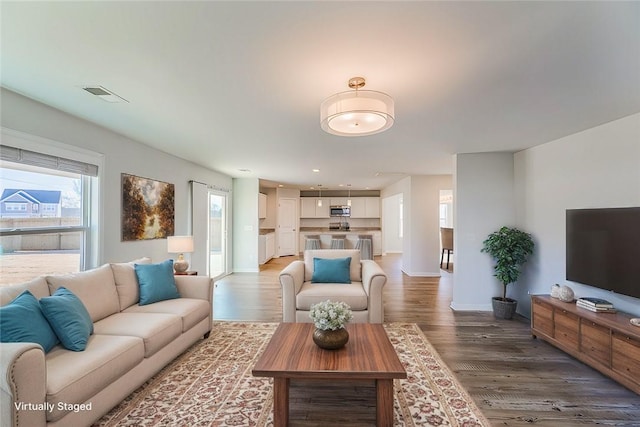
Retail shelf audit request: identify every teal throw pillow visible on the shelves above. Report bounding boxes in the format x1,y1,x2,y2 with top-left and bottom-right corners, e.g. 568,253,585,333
311,257,352,284
40,287,93,352
135,259,180,305
0,290,59,352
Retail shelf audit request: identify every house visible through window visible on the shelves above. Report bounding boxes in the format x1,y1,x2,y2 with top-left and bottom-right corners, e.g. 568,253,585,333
0,139,101,286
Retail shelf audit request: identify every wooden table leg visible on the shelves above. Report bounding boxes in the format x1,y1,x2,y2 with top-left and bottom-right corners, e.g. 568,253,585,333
376,379,394,427
273,377,290,427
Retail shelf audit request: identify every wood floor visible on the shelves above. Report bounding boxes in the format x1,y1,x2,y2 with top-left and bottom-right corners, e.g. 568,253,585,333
214,254,640,426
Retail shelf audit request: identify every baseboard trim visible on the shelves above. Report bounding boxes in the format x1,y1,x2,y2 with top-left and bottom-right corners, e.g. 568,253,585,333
449,301,493,311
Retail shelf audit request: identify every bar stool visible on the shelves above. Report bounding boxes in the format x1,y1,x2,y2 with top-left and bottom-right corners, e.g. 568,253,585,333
305,235,321,250
330,234,346,249
355,234,373,260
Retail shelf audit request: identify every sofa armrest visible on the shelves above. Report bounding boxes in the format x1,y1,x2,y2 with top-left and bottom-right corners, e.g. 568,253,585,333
1,343,47,427
175,276,213,303
361,260,387,323
279,260,305,322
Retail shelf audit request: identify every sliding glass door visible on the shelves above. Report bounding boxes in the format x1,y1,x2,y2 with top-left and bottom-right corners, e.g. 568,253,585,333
208,191,227,279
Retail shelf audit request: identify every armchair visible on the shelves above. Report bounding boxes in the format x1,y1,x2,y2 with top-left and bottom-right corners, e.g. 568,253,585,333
279,249,387,323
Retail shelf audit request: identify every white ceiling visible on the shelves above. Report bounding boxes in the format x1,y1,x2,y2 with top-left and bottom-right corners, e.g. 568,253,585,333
2,1,639,190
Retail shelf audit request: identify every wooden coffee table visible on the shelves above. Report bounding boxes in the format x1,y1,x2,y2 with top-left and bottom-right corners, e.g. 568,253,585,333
252,323,406,426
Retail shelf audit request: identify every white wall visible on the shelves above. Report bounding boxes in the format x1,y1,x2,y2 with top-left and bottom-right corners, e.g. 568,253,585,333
513,113,640,317
1,88,232,266
451,153,516,311
232,177,259,272
382,193,403,253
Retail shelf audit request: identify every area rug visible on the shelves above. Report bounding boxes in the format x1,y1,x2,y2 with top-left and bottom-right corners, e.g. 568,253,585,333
94,322,490,426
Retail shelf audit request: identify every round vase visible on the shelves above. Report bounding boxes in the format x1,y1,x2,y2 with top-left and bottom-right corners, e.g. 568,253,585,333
313,327,349,350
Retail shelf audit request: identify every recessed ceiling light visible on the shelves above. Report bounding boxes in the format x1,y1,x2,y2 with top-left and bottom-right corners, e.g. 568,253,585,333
238,168,251,173
312,169,320,173
82,85,128,103
278,184,284,187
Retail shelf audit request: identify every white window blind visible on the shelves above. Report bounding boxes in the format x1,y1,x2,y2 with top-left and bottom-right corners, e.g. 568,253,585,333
0,145,99,177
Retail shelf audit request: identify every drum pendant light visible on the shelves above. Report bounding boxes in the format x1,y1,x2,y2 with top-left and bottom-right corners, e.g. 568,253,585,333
320,77,394,137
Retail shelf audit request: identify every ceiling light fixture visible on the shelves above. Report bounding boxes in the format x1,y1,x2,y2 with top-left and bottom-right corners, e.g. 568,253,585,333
317,185,323,207
320,77,394,137
347,184,352,207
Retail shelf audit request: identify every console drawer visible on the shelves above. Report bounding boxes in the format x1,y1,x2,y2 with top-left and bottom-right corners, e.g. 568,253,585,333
612,331,640,383
580,320,611,367
555,309,579,352
532,298,554,337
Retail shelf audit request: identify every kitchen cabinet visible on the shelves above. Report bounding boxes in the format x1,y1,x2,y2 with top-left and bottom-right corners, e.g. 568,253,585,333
300,198,330,218
350,197,380,218
258,193,267,219
259,232,275,264
531,295,640,394
330,198,348,206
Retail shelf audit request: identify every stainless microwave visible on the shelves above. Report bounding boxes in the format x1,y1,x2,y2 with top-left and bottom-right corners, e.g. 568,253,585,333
330,205,351,217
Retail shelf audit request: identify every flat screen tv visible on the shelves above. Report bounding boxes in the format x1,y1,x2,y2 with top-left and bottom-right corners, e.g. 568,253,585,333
566,207,640,299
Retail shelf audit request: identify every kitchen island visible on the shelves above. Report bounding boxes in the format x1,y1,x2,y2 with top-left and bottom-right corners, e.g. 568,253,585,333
299,229,381,256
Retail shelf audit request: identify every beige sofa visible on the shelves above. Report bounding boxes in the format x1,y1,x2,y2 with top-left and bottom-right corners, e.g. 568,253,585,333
280,249,387,323
0,259,213,427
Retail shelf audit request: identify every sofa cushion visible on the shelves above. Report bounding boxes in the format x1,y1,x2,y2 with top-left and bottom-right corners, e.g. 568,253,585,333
311,257,352,284
111,257,152,310
46,264,120,322
0,290,59,352
135,260,180,305
296,282,368,311
304,249,361,282
123,298,210,332
45,334,143,422
40,287,93,352
0,276,51,307
93,312,182,357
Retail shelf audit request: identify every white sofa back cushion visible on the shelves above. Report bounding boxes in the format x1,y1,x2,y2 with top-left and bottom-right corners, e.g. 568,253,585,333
0,276,50,306
303,249,362,282
110,257,152,310
46,264,120,322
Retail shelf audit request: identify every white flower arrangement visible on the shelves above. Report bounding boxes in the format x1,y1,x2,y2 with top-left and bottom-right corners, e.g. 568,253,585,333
309,300,353,331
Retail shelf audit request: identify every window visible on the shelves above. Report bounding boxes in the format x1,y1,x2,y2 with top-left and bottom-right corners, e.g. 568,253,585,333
0,134,101,286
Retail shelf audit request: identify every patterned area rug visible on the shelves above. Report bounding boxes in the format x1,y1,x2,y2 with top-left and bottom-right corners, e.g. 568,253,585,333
95,322,489,426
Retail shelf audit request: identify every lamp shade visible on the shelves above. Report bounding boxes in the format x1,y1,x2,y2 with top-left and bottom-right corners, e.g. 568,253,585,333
320,89,394,136
167,235,194,254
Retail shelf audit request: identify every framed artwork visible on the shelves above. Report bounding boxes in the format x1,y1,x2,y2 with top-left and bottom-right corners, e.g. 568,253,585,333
121,173,174,241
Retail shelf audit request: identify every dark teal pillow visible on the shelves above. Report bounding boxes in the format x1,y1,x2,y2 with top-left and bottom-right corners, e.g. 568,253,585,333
311,257,352,284
40,287,93,352
135,259,180,305
0,290,59,352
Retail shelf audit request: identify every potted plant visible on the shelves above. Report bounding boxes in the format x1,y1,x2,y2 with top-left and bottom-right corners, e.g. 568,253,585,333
309,300,353,349
481,226,535,319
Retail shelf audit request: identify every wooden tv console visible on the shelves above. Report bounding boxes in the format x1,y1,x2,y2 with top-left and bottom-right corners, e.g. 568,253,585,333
531,295,640,394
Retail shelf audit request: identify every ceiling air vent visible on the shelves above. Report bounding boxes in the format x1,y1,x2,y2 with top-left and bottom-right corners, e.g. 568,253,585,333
82,85,128,103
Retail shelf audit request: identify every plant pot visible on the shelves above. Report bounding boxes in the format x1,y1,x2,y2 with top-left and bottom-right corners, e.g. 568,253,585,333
313,327,349,350
492,297,517,320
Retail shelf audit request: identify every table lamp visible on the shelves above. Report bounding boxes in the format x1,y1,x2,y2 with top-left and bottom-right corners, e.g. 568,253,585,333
167,235,194,273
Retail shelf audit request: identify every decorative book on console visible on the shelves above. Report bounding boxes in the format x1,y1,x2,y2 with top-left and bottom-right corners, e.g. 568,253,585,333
577,297,614,308
576,297,616,313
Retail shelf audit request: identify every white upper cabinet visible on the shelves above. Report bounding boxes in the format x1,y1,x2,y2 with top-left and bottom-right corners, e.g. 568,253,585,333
258,193,267,219
350,197,380,218
300,198,330,218
330,198,348,206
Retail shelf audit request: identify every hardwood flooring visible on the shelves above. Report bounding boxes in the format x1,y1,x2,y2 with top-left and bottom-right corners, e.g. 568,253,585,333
214,254,640,426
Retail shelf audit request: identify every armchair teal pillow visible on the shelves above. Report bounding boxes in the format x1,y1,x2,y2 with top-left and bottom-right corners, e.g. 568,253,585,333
0,290,59,352
311,257,352,284
135,259,180,305
40,287,93,351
